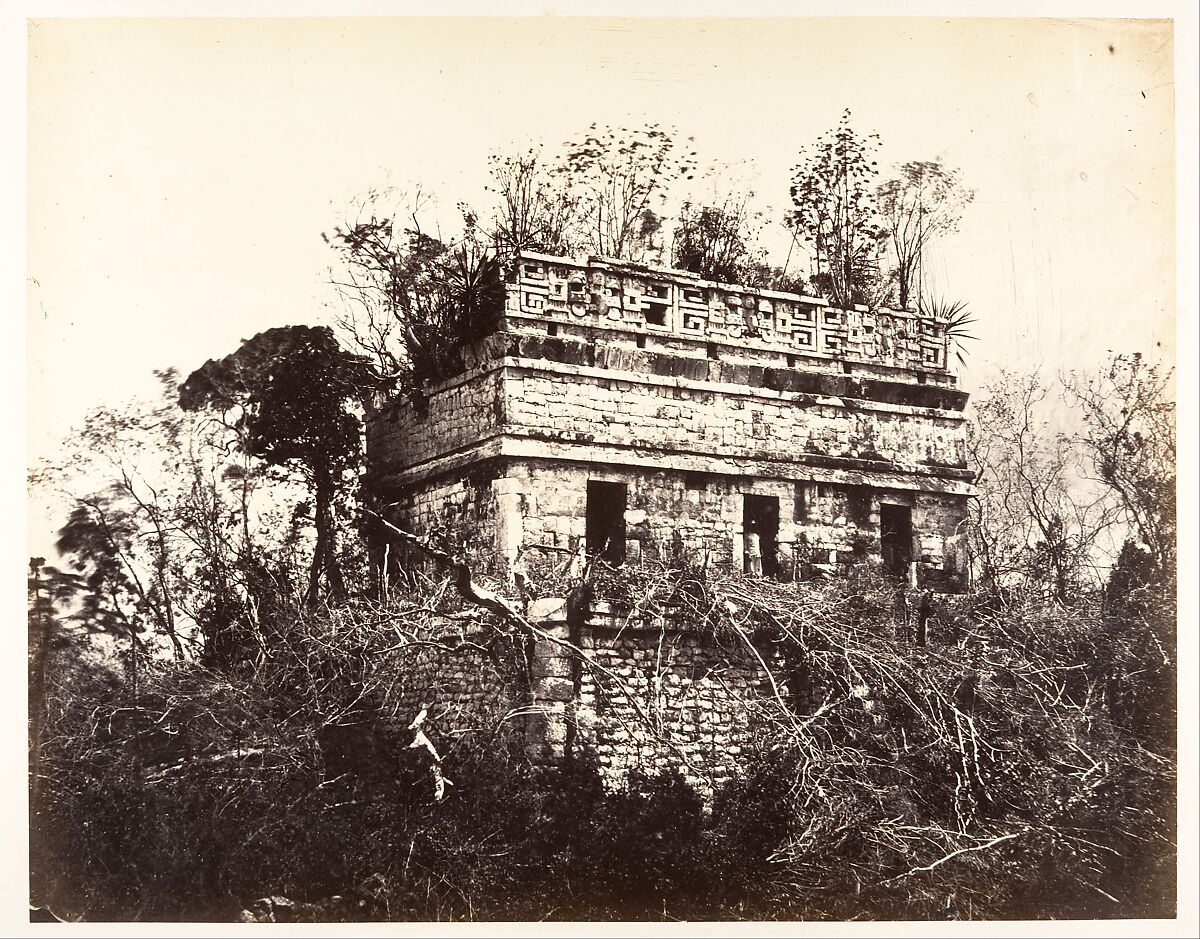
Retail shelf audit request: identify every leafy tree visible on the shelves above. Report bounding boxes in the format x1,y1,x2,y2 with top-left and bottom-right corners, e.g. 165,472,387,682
175,451,310,668
876,159,975,310
54,497,150,644
31,371,204,660
487,146,583,256
49,495,156,770
559,122,697,260
180,325,375,606
1104,539,1159,619
1066,353,1176,586
671,194,812,295
672,197,761,284
789,109,887,308
329,201,505,390
967,369,1119,603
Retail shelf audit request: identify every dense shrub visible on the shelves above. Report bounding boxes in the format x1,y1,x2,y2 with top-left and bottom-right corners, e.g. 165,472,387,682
31,571,1176,922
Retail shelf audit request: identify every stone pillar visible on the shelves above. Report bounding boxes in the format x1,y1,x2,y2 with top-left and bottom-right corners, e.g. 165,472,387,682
492,477,525,579
525,597,574,764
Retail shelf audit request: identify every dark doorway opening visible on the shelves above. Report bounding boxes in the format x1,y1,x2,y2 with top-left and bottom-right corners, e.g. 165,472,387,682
743,494,780,578
586,480,627,563
880,504,913,577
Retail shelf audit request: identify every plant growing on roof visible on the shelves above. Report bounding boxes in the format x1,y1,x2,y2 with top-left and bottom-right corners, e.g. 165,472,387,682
876,159,975,310
487,145,583,256
558,122,698,261
327,195,506,392
670,167,769,286
789,109,887,309
919,296,978,367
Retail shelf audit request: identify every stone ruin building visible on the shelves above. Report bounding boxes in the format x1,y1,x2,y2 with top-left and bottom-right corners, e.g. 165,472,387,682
366,252,973,794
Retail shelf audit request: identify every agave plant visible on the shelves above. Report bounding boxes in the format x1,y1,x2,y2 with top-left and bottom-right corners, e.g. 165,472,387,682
919,296,977,367
404,244,506,385
445,244,505,347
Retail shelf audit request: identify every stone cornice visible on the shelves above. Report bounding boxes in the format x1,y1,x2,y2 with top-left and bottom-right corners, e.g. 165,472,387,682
370,432,976,498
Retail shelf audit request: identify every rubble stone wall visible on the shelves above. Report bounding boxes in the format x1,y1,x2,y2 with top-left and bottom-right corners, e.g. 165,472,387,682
574,619,767,797
523,599,769,798
381,598,772,798
390,629,528,751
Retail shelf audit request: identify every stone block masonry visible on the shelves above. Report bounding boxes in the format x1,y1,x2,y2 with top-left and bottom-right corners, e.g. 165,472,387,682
383,597,774,802
368,337,509,479
389,626,528,744
572,615,766,798
501,348,969,481
496,460,966,579
365,251,975,790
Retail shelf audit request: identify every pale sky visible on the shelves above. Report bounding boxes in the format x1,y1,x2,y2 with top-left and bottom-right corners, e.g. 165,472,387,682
20,13,1188,551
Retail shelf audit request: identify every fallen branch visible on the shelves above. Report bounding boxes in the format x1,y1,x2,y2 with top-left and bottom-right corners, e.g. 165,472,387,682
877,831,1023,885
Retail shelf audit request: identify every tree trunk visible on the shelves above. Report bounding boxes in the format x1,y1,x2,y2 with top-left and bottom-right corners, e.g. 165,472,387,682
307,463,345,607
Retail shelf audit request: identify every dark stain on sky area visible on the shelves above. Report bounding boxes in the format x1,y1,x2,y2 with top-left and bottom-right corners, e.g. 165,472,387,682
1109,43,1116,54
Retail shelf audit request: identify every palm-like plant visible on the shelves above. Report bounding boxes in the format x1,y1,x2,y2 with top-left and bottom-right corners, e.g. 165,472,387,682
405,244,505,385
919,297,977,367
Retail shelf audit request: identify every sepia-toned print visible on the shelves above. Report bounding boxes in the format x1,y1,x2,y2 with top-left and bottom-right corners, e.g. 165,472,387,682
25,14,1185,929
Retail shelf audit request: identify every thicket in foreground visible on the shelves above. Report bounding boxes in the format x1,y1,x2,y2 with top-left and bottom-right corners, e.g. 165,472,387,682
31,563,1176,922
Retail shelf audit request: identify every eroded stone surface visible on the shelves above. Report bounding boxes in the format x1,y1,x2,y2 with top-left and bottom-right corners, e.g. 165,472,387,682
365,253,974,788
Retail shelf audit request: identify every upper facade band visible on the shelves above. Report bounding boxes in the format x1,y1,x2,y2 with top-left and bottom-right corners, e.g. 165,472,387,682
509,251,957,381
